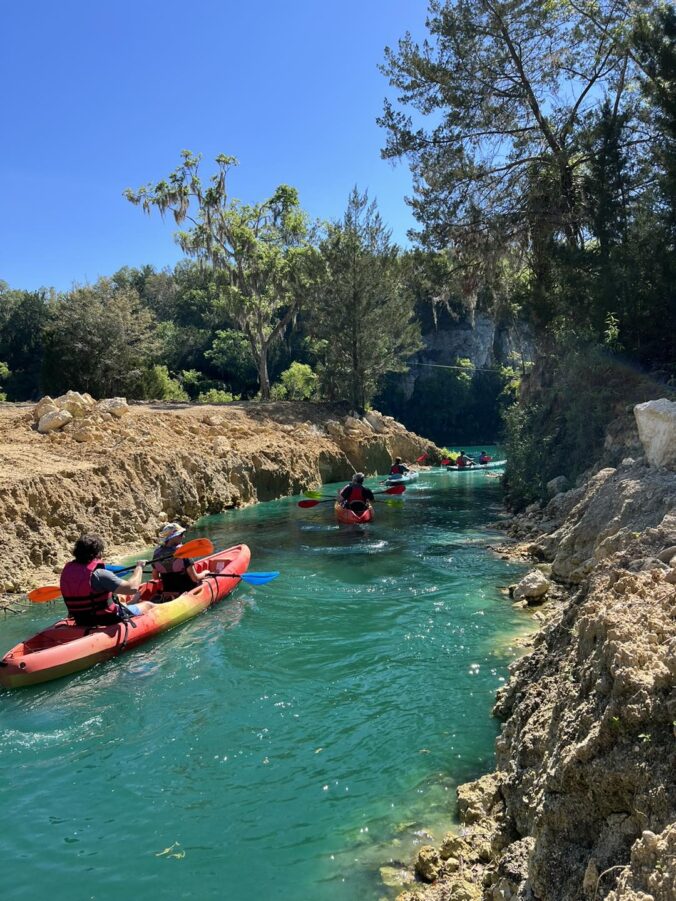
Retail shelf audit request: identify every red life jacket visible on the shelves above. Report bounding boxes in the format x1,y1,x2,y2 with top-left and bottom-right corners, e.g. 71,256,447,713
479,455,491,464
342,484,366,504
456,457,468,467
390,464,405,474
60,559,117,621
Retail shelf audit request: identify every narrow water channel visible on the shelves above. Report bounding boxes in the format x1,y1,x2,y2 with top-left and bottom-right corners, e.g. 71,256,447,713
1,457,529,900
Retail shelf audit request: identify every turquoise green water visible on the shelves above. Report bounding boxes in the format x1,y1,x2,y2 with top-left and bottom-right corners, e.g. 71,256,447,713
0,456,528,900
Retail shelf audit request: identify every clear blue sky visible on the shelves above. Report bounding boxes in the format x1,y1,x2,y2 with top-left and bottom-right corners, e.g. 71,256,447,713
1,0,428,292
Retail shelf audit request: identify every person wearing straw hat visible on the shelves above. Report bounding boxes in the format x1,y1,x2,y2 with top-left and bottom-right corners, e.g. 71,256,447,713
151,523,209,599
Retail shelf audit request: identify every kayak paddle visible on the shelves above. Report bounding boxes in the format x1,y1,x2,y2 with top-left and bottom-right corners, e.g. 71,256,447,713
298,484,406,507
105,538,215,574
28,538,217,603
208,571,280,585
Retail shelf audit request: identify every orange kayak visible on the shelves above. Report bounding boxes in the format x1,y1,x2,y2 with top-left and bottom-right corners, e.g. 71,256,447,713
334,502,374,525
0,544,250,689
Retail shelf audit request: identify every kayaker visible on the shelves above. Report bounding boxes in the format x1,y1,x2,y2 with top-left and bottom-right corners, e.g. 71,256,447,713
478,451,492,464
389,457,411,476
60,534,152,626
152,522,209,598
455,451,475,468
340,473,375,509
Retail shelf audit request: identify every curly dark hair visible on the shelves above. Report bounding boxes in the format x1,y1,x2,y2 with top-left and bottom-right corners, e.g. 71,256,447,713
73,534,105,564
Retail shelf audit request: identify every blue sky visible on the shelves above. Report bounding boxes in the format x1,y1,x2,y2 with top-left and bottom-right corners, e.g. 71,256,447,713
1,1,428,291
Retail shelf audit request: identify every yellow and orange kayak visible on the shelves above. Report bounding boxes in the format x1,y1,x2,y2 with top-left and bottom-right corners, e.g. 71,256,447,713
0,544,250,689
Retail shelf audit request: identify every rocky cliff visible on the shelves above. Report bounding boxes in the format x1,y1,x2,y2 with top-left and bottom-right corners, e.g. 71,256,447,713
395,400,676,900
0,395,440,597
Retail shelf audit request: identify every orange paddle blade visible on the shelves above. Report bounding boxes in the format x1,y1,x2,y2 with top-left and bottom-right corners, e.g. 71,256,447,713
28,585,63,603
174,537,214,559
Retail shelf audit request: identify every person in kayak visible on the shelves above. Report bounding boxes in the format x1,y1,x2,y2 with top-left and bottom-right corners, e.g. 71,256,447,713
478,451,492,464
455,451,475,468
60,534,152,626
389,457,411,476
152,522,209,598
340,473,375,511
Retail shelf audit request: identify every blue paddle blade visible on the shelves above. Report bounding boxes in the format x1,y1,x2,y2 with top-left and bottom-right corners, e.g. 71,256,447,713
105,564,128,573
240,571,280,585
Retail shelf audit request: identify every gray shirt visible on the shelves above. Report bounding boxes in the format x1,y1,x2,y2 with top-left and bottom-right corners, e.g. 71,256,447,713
90,569,124,594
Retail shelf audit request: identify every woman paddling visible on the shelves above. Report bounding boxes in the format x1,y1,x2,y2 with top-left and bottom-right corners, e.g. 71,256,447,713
152,522,210,599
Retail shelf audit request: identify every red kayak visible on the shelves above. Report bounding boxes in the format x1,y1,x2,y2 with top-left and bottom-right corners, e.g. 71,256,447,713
334,501,374,525
0,544,250,689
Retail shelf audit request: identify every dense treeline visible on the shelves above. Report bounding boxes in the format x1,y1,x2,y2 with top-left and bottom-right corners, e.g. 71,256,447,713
1,2,673,472
381,0,676,505
0,187,425,411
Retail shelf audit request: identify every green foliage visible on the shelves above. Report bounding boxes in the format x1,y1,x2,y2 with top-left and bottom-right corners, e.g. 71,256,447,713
196,388,237,404
142,365,189,402
0,283,50,399
502,345,672,510
205,329,258,390
380,0,676,377
125,152,322,398
310,188,422,411
0,361,9,401
270,362,318,401
42,278,160,399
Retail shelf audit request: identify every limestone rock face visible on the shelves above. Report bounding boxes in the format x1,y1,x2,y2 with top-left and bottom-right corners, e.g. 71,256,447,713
38,409,73,433
533,465,676,582
414,846,441,882
513,569,550,601
604,827,676,901
634,398,676,469
96,397,130,418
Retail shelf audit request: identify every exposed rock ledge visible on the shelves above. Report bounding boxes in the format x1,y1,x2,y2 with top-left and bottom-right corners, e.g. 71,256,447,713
394,419,675,899
0,399,440,595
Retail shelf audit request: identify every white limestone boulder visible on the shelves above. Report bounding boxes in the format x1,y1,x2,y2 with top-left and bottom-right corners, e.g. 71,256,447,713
96,397,130,419
32,396,58,422
513,569,551,602
364,410,387,433
55,390,95,419
38,409,73,433
634,398,676,469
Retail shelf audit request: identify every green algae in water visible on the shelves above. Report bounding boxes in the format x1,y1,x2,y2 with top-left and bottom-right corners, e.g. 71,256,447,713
0,458,529,900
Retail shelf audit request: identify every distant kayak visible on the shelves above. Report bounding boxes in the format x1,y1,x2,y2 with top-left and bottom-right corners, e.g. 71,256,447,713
334,502,374,525
445,459,506,472
384,470,419,485
0,544,251,689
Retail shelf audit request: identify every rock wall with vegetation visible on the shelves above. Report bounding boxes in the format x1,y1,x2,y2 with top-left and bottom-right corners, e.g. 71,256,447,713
395,403,675,901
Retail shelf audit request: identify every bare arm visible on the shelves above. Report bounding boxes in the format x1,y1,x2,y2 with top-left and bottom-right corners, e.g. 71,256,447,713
115,562,146,595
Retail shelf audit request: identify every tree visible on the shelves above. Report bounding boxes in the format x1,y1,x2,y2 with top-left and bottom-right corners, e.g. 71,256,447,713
0,283,50,399
379,1,646,297
42,279,160,398
311,188,422,411
125,152,321,399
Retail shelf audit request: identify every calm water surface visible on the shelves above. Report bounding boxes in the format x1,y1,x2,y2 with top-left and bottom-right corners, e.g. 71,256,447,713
1,455,529,900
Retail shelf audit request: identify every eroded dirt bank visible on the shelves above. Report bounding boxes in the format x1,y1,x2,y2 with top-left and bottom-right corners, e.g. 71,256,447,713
0,399,439,597
395,410,675,900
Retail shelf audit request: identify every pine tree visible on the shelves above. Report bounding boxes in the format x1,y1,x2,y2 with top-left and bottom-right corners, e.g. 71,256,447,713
311,189,421,411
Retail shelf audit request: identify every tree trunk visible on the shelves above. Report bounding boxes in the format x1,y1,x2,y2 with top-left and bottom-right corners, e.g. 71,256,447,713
258,346,271,400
